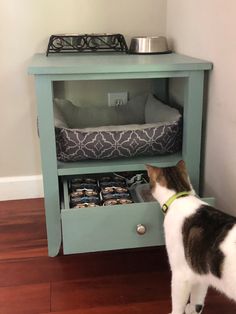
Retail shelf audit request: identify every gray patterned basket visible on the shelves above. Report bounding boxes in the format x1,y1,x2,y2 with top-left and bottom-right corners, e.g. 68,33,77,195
54,94,182,161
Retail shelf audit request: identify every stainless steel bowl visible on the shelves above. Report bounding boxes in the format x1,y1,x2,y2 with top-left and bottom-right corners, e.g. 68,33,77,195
129,36,169,54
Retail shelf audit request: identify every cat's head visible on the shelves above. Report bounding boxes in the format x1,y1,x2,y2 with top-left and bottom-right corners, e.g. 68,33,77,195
146,160,194,203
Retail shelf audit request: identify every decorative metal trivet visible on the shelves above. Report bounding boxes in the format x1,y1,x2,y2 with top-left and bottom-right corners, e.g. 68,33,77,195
46,33,128,56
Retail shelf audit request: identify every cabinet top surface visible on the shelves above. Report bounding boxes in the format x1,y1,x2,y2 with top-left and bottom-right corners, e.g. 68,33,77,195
28,52,212,75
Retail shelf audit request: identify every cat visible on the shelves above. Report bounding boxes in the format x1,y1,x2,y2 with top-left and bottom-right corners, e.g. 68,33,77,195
146,160,236,314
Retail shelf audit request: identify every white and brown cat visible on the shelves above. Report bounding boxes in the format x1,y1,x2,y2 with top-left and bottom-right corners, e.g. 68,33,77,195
147,161,236,314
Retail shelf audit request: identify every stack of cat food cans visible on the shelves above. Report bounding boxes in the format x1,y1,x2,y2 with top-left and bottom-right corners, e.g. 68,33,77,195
99,176,133,206
69,175,133,208
69,177,100,208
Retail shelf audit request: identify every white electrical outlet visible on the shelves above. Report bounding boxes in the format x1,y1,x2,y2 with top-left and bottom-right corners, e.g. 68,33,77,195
108,92,128,107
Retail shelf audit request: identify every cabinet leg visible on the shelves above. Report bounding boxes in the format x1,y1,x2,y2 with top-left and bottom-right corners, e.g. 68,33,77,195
183,71,204,194
35,76,61,257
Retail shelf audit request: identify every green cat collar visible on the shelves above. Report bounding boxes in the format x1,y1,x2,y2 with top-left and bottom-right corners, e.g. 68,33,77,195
162,191,191,213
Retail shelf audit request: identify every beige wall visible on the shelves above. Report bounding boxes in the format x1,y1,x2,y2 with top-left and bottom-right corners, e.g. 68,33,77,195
0,0,167,177
167,0,236,214
3,0,235,210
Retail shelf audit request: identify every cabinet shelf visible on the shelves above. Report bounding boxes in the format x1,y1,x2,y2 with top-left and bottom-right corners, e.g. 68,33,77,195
28,53,212,75
57,152,182,176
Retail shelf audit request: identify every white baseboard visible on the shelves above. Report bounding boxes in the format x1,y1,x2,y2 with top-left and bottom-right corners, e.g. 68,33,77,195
0,175,44,201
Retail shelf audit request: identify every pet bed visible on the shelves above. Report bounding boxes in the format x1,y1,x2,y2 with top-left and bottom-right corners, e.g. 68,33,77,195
54,94,182,161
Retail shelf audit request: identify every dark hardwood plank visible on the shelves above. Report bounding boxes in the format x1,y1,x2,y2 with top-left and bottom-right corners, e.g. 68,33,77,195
42,295,236,314
205,291,236,313
42,300,171,314
0,282,50,314
50,280,236,314
0,198,236,314
0,198,47,260
0,243,48,261
0,247,169,287
0,198,44,212
50,272,171,312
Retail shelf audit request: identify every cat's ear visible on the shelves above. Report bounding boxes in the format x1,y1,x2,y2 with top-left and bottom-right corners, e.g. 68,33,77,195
176,160,186,172
146,164,161,179
176,160,190,182
146,164,153,178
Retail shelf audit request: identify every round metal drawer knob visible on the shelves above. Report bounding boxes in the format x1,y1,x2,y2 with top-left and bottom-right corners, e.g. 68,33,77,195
136,224,147,235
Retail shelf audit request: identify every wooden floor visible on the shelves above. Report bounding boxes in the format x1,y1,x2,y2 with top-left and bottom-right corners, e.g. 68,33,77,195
0,199,236,314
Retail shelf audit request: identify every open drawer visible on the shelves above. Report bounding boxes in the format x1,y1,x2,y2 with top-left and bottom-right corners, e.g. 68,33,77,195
60,177,214,255
60,176,165,254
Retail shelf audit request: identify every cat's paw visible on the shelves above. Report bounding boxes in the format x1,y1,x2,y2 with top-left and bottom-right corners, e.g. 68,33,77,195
185,303,203,314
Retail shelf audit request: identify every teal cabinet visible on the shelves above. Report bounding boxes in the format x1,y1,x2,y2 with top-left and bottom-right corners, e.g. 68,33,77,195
28,53,212,257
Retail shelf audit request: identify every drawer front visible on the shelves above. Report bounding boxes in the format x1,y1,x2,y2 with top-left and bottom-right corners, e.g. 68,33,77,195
61,202,165,255
61,174,215,255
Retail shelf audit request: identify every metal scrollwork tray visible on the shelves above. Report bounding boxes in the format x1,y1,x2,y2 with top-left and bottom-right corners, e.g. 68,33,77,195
46,33,128,56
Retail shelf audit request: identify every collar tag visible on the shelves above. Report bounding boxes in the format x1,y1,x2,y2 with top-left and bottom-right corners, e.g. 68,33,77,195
162,204,168,213
161,191,190,214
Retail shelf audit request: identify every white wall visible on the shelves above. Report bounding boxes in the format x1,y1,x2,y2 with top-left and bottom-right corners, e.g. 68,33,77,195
0,0,167,180
167,0,236,214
